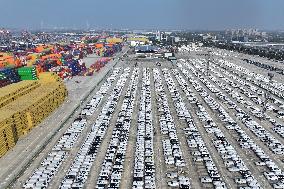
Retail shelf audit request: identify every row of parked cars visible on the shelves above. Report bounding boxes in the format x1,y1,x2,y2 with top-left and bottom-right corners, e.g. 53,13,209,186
211,48,284,99
60,68,131,188
162,69,192,121
215,66,284,139
243,59,284,75
181,59,284,188
163,68,202,189
154,68,186,167
195,61,284,155
96,68,139,189
207,68,284,189
191,59,284,155
165,68,227,188
24,68,123,189
81,67,121,116
132,68,156,189
174,68,233,188
153,68,190,188
217,59,284,100
214,70,265,117
211,65,284,141
24,67,123,189
177,63,262,188
23,119,86,189
213,63,284,120
191,61,284,189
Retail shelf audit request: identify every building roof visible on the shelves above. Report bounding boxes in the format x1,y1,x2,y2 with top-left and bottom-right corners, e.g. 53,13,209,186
135,45,158,53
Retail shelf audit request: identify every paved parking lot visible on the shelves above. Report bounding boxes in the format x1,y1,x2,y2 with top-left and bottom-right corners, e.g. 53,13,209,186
3,47,284,189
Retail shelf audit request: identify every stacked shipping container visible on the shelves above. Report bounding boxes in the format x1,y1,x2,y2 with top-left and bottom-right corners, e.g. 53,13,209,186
0,73,67,157
0,68,21,84
18,67,38,80
0,40,123,87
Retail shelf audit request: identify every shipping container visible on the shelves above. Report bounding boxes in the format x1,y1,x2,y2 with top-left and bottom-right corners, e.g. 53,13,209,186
0,73,67,157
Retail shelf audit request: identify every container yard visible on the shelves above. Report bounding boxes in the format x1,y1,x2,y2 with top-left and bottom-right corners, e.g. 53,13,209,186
0,32,124,158
1,0,284,188
0,40,121,84
0,40,283,189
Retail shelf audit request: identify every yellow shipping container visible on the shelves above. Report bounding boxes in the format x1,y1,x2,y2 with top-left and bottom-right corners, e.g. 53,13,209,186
0,73,67,157
26,59,37,67
106,37,123,43
127,37,149,42
0,82,40,109
0,81,38,103
38,72,61,83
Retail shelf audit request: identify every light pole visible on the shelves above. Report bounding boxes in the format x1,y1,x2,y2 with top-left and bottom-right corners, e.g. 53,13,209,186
205,50,212,76
79,100,83,118
262,72,274,118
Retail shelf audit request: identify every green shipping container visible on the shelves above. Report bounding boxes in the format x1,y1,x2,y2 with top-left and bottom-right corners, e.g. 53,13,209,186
18,67,36,74
0,73,6,79
20,76,38,80
18,67,38,81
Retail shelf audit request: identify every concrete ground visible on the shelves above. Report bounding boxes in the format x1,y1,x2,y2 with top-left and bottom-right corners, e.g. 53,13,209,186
1,46,284,189
0,47,128,189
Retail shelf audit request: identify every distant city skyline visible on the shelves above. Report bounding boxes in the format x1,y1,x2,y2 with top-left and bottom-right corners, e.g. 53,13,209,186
1,0,284,30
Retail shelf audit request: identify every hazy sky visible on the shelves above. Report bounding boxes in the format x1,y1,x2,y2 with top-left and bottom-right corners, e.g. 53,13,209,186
0,0,284,30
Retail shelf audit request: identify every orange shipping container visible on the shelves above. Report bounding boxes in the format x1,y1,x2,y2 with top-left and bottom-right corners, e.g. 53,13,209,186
14,59,22,67
56,59,62,65
36,65,44,74
0,62,4,68
95,43,104,48
35,46,44,53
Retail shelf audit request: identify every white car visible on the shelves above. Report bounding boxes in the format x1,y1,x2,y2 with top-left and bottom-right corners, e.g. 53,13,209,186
264,172,278,181
273,182,284,189
166,172,178,179
255,161,266,166
235,177,247,184
200,176,213,183
167,180,179,187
